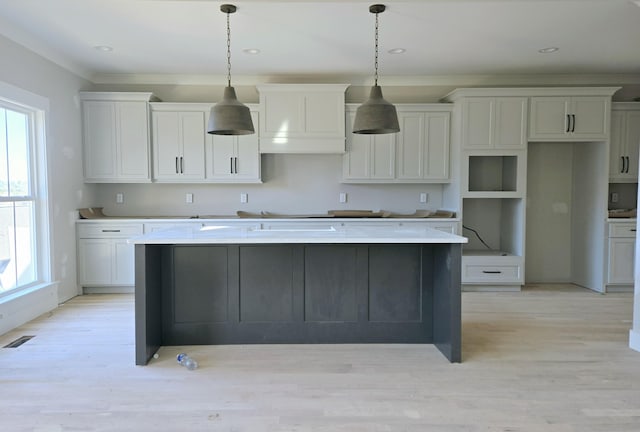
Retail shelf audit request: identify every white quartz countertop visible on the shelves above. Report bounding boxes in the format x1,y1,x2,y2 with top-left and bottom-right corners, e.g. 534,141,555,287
128,224,468,245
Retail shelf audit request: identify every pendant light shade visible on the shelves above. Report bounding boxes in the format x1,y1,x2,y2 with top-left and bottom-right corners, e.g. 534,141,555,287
208,86,254,135
207,4,255,135
353,85,399,134
353,4,399,135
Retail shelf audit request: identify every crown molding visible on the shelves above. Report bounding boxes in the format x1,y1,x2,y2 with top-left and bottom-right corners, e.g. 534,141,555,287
89,72,640,87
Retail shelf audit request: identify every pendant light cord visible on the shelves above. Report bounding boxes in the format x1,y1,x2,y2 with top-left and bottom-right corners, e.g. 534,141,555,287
374,10,379,86
226,10,232,87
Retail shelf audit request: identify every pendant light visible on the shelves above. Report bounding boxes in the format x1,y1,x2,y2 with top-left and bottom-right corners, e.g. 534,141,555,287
207,4,255,135
353,4,399,135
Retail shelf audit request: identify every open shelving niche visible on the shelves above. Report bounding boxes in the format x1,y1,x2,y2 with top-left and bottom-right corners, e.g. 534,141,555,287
460,151,527,289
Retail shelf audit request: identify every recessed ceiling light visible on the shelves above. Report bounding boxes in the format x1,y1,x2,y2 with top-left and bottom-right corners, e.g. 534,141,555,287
388,48,406,54
538,47,559,54
243,48,260,55
94,45,113,52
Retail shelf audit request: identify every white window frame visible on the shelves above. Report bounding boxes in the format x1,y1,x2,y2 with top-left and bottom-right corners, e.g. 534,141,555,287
0,81,52,299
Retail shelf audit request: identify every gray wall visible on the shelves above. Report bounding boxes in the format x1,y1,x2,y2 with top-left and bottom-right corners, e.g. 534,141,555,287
0,34,93,303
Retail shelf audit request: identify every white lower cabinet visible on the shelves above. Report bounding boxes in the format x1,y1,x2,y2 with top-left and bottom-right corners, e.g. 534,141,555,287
462,253,524,288
77,223,143,289
606,221,636,289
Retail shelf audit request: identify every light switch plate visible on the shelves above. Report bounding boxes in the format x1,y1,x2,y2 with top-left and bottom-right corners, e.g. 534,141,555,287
116,193,124,204
185,193,193,204
339,192,347,203
420,193,428,203
240,193,248,203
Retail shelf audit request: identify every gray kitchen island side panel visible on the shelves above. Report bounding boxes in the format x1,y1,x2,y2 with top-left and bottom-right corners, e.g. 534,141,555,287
134,244,162,365
432,243,462,362
136,242,462,364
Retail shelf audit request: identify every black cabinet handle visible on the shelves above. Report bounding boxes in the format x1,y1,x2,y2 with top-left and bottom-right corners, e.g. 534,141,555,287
566,114,570,133
234,157,238,174
180,156,184,174
175,157,179,174
482,270,502,274
571,114,576,132
631,229,637,232
626,156,630,173
621,156,626,174
230,157,234,174
101,229,120,233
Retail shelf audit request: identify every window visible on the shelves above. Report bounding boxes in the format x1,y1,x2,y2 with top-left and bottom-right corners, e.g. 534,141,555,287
0,102,40,294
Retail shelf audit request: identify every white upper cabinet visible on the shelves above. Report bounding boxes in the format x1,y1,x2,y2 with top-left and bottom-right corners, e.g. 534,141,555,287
609,103,640,182
151,104,206,182
528,96,610,141
343,104,451,183
396,110,450,181
461,97,527,150
206,108,261,183
343,108,395,181
80,92,157,183
258,84,349,154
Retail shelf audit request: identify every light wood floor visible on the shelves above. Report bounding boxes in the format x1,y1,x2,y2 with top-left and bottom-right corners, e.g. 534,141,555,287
1,284,638,431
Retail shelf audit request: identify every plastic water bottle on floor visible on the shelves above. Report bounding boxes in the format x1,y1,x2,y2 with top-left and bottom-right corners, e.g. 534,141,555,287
176,353,198,370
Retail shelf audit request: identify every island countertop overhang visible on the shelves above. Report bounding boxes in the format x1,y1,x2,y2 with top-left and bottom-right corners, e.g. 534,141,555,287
128,224,468,245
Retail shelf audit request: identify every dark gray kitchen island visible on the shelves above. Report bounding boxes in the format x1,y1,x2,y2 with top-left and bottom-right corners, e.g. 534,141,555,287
131,225,467,365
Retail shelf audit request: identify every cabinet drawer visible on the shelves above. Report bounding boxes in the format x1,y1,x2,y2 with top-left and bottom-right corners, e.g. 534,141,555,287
608,223,637,238
77,224,143,238
463,264,522,284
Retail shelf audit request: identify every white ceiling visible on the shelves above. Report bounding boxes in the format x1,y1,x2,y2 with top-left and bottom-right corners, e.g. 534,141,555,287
1,0,639,85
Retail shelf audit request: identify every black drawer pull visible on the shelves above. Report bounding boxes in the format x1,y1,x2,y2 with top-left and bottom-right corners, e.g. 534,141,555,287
101,229,121,233
482,270,502,274
631,229,637,232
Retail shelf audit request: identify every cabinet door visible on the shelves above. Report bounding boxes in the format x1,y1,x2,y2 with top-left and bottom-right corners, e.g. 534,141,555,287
494,98,527,149
113,240,136,285
609,111,626,180
78,239,112,285
396,112,425,179
343,111,394,181
607,238,635,284
152,111,182,179
571,97,609,139
82,101,117,180
462,98,493,149
234,113,261,181
207,134,237,180
206,111,260,182
117,101,150,180
462,98,526,149
397,112,449,181
153,111,205,181
528,97,570,140
624,111,640,179
179,112,206,180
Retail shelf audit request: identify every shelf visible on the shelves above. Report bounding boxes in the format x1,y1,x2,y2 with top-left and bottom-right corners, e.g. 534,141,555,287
468,155,517,192
462,198,525,256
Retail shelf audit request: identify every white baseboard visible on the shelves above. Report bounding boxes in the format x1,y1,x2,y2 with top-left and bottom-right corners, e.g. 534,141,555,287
0,283,58,336
606,285,634,293
630,329,640,353
462,285,521,292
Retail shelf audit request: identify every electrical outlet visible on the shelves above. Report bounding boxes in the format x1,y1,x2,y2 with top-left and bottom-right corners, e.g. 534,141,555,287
611,192,619,203
116,193,124,204
240,193,248,203
185,193,193,204
420,193,428,203
339,192,347,203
